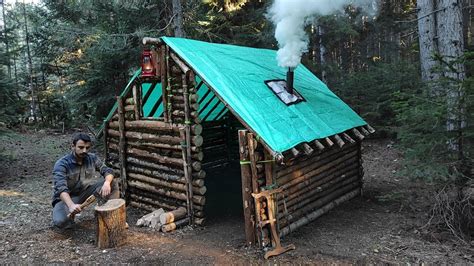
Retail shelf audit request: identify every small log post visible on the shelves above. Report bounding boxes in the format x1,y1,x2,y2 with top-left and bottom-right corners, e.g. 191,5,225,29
264,148,274,186
160,206,187,225
182,73,194,224
95,199,127,248
239,130,256,245
179,127,193,224
247,132,262,247
132,84,141,120
104,120,109,161
166,45,173,123
117,97,127,198
160,45,169,122
161,218,190,232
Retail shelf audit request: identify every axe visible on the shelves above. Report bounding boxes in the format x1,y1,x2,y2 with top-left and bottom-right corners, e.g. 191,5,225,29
67,195,96,219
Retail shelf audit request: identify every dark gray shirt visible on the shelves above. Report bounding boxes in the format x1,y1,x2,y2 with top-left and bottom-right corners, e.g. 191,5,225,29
51,152,113,206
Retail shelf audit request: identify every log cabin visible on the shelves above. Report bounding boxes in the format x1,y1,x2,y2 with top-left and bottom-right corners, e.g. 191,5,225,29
98,36,374,248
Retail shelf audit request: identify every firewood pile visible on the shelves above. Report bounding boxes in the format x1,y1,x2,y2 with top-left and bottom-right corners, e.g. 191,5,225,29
136,207,204,232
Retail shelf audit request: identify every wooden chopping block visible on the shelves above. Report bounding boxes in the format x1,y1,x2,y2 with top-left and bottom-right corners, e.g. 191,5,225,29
95,199,127,248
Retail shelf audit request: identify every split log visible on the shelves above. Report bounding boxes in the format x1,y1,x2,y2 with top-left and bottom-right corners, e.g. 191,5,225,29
128,172,207,195
279,189,360,237
161,218,190,232
128,179,206,206
95,199,127,248
136,208,165,227
109,120,203,135
160,207,187,225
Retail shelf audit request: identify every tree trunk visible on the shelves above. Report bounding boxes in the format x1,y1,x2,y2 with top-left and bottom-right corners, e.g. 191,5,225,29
317,25,327,83
1,0,11,79
437,0,466,149
172,0,185,37
417,0,439,83
22,2,37,123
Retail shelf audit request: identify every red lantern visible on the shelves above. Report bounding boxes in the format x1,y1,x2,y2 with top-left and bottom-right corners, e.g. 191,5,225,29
141,49,156,78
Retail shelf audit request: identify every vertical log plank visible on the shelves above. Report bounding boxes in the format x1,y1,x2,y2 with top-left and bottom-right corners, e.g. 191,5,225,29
166,45,172,123
160,45,169,122
179,127,192,223
117,97,127,199
264,148,274,186
132,84,141,120
239,130,256,245
182,73,194,224
104,119,109,162
247,132,262,247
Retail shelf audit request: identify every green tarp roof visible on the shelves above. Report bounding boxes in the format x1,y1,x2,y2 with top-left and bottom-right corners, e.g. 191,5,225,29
161,37,367,153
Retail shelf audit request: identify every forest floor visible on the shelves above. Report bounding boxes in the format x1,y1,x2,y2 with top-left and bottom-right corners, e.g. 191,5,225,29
0,129,473,264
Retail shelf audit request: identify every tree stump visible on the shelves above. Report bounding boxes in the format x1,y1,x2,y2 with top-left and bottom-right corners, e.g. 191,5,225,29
95,199,126,248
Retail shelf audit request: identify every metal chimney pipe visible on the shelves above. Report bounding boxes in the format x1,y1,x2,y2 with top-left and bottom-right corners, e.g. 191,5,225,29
286,67,294,94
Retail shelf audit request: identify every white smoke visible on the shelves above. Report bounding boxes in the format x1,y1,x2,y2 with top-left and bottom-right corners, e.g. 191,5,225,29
268,0,378,68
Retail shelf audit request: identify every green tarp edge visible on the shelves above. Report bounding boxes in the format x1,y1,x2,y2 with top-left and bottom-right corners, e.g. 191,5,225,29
161,37,367,153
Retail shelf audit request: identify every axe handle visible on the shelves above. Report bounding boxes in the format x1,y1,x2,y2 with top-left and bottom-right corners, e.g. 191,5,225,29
67,195,96,219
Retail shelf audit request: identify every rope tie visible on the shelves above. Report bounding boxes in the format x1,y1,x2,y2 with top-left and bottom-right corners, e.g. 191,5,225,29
239,159,275,165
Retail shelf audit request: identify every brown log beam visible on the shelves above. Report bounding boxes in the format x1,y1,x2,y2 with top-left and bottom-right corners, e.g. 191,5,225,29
128,172,207,195
276,146,358,184
110,120,203,135
278,180,361,227
126,156,206,180
279,188,360,237
128,180,205,205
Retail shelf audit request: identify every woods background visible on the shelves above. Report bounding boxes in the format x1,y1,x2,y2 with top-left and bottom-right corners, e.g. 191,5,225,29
0,0,473,241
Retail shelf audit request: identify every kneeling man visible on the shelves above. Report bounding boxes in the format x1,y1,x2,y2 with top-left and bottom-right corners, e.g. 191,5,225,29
52,132,119,228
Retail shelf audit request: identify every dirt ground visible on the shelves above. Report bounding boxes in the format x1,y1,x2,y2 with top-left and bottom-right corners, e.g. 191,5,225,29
1,129,473,264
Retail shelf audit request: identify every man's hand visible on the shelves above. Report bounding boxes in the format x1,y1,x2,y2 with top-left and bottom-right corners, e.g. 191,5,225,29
100,181,111,197
68,203,82,215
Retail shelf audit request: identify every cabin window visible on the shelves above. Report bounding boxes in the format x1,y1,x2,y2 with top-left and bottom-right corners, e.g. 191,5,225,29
264,79,305,106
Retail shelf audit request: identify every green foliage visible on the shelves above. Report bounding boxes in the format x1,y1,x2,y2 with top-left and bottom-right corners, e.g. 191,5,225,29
185,0,273,48
329,61,421,137
393,52,474,182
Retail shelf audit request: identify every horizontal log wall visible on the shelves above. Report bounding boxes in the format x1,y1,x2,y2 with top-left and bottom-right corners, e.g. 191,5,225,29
275,142,362,237
201,120,229,169
105,43,205,221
